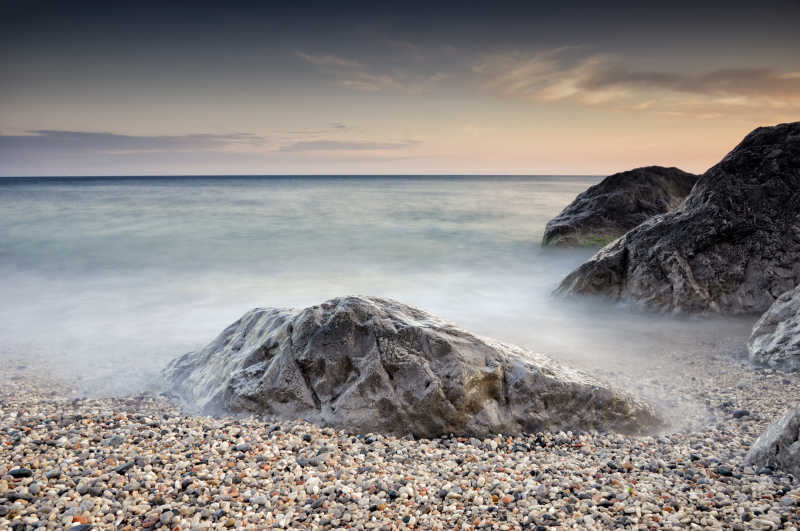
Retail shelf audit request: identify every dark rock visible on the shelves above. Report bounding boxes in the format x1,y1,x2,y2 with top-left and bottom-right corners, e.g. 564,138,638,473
6,491,33,502
68,526,92,531
543,166,697,247
745,402,800,477
749,285,800,371
557,122,800,314
715,465,734,477
114,462,134,475
164,296,661,438
733,409,750,419
8,468,33,479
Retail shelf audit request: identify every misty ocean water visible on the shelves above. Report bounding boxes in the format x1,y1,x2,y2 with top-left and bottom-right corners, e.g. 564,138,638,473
0,176,754,396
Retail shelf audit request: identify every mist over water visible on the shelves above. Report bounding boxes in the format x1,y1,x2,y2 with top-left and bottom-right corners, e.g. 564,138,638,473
0,176,754,398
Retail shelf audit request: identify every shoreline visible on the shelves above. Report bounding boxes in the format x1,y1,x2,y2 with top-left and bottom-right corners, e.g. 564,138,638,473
2,345,799,530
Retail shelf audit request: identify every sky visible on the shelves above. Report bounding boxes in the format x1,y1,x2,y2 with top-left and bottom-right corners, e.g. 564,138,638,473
1,0,799,176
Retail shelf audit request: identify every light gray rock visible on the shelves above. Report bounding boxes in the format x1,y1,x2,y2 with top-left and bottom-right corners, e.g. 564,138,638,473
164,296,661,437
556,122,800,314
749,286,800,372
542,166,697,247
745,403,800,477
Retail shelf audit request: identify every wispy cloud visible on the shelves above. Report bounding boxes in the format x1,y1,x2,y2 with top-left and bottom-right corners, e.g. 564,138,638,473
0,129,427,175
335,71,448,94
0,130,263,155
279,140,420,152
295,51,362,68
474,48,800,112
281,123,351,138
296,50,448,93
336,73,399,92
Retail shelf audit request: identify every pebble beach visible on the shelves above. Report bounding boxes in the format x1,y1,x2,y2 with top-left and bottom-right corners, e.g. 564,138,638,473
2,339,800,531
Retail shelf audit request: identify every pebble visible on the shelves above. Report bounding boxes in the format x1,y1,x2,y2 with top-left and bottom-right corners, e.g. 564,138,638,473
8,468,32,479
1,346,799,530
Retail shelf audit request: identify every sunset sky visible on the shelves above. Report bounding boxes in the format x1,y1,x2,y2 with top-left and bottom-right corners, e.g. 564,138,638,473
2,0,799,176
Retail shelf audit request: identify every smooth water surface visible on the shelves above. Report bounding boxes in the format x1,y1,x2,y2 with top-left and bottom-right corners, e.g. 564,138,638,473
0,176,753,395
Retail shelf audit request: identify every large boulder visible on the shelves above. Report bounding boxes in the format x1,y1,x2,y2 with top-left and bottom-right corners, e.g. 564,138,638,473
745,403,800,477
164,296,660,437
542,166,697,247
557,122,800,314
749,286,800,371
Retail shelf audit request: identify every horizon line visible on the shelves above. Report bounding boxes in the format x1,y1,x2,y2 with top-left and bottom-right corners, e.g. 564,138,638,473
0,172,608,179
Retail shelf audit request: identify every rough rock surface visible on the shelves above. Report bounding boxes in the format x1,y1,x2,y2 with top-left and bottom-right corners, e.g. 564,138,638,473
745,403,800,477
164,296,659,437
557,122,800,314
749,285,800,371
542,166,697,247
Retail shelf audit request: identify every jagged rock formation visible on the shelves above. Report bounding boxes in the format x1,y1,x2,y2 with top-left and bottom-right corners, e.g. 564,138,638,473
542,166,697,247
749,286,800,371
557,122,800,314
164,296,661,437
745,403,800,477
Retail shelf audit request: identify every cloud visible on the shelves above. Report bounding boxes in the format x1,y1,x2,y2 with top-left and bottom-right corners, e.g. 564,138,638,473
284,129,329,136
0,130,425,175
295,51,362,68
334,71,448,93
297,50,448,93
0,130,263,155
0,129,417,160
279,140,420,152
336,73,399,92
474,48,800,112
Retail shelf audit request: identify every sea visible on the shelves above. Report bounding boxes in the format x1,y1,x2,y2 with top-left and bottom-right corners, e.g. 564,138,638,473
0,175,753,396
